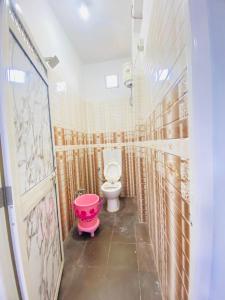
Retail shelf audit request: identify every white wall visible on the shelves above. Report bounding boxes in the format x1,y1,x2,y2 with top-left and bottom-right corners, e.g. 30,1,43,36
14,1,134,133
188,1,214,300
14,0,83,129
81,58,130,102
81,58,135,133
186,1,225,300
206,1,225,299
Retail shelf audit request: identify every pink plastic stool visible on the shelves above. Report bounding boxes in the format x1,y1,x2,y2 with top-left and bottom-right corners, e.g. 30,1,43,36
73,194,103,237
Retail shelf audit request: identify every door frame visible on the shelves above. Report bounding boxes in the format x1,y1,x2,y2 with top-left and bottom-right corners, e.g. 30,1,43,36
0,135,21,300
0,1,64,299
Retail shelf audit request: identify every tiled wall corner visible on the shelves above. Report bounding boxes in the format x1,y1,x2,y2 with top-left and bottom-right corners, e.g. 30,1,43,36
133,0,191,298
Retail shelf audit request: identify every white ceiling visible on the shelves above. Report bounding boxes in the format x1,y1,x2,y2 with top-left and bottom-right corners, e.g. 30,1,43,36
47,0,132,64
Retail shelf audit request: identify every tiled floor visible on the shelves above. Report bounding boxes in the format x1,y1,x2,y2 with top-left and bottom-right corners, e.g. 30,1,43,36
58,198,162,300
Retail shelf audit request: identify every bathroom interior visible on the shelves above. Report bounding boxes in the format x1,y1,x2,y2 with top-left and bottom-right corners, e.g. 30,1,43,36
0,0,225,300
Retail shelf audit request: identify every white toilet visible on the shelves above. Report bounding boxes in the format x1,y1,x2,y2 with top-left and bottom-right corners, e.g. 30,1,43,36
101,150,122,212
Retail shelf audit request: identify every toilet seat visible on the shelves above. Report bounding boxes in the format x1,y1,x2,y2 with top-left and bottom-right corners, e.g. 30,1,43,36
101,181,121,192
104,162,121,183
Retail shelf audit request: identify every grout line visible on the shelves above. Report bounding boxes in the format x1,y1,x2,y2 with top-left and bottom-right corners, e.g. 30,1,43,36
106,214,115,267
77,240,87,267
110,241,137,245
149,240,164,300
135,221,142,300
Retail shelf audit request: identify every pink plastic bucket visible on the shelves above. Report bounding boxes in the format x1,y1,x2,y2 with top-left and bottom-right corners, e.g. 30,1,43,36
73,194,102,235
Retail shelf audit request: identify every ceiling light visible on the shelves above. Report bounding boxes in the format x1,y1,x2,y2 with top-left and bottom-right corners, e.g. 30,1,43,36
79,3,90,21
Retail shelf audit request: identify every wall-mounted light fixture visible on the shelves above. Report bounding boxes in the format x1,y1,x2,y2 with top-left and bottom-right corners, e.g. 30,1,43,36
44,56,60,69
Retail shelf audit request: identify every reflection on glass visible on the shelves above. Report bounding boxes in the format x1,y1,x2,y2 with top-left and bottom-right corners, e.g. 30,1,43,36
7,69,26,83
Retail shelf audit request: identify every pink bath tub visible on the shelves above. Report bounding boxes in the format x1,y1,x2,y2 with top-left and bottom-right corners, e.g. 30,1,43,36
73,194,102,237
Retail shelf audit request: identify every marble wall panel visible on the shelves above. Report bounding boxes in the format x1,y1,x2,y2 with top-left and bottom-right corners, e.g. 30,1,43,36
25,187,62,300
133,1,191,298
9,33,53,194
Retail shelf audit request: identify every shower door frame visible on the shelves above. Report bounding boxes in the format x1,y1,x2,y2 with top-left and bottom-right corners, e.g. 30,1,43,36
0,1,64,299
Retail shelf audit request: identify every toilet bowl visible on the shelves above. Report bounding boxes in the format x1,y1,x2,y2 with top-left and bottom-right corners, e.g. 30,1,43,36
101,181,121,212
101,160,122,212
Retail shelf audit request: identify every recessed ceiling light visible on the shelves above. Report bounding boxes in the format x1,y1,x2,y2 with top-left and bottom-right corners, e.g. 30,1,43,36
79,3,90,21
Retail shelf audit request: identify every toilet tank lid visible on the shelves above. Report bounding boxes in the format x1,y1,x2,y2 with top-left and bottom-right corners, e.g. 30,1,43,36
104,162,121,183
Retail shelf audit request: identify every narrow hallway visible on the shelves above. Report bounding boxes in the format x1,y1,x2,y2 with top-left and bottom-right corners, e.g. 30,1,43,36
58,198,162,300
